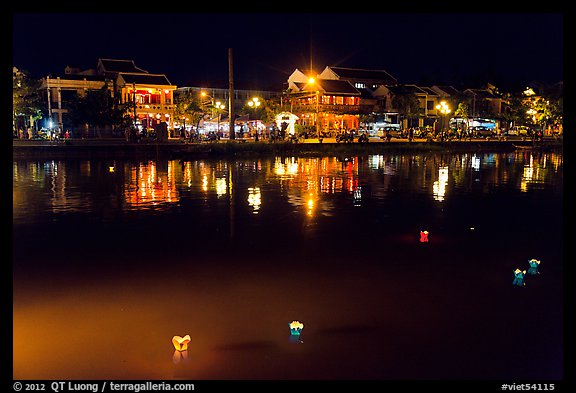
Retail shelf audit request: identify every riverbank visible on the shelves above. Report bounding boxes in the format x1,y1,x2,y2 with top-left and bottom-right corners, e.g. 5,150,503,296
12,138,563,159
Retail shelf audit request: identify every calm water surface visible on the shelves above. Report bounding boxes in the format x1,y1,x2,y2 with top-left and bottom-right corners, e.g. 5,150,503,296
13,151,563,381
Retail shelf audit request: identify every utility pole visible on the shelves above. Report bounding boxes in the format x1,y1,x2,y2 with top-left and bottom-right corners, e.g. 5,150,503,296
228,48,235,140
46,76,52,126
133,82,137,129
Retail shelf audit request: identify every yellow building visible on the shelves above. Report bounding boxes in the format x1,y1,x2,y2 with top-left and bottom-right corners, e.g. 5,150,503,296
40,59,176,136
117,72,176,132
285,69,361,136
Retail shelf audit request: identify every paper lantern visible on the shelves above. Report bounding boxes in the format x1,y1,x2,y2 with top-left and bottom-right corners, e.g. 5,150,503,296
289,321,304,336
420,230,429,243
172,335,191,351
528,259,541,275
513,268,526,287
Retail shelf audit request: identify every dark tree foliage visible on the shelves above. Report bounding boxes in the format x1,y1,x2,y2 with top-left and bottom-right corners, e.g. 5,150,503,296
67,82,131,132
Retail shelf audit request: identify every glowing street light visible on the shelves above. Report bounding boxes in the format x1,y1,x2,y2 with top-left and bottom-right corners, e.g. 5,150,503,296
215,101,226,137
307,77,321,140
247,97,261,141
435,101,451,134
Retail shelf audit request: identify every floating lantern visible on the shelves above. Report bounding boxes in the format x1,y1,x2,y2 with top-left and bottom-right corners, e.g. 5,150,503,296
527,259,541,275
420,230,429,243
513,268,526,286
172,335,191,351
289,321,304,336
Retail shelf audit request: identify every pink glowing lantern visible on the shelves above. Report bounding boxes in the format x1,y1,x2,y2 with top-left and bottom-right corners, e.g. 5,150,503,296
172,334,191,351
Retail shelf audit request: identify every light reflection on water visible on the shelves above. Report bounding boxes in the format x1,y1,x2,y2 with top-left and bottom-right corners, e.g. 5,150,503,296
12,150,564,380
13,151,563,224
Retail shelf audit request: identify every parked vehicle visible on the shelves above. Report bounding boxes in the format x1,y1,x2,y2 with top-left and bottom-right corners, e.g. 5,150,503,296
472,126,495,138
508,125,531,137
377,126,403,139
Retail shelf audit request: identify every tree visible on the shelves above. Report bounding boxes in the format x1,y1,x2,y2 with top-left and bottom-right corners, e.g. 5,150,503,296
173,90,206,135
241,97,280,124
501,94,531,129
13,68,44,135
453,102,470,130
67,81,131,137
391,88,422,128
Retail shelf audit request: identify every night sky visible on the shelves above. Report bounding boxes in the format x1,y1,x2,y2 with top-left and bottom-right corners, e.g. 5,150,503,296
12,12,564,92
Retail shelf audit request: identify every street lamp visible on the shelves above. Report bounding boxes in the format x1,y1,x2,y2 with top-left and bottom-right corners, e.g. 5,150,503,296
247,97,261,141
435,101,451,136
308,77,320,140
215,101,226,138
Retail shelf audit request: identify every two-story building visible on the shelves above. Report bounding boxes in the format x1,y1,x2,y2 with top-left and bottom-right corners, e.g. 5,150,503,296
40,58,176,136
284,68,361,135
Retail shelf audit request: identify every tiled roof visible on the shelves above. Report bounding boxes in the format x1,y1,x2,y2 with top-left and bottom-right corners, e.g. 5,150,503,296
314,79,360,95
434,85,461,96
119,73,173,86
99,59,148,74
419,87,439,96
330,67,397,84
467,89,497,99
357,87,376,99
387,84,427,95
50,74,106,82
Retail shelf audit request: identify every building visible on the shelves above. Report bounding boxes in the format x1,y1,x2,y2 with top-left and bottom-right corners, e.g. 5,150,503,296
284,68,362,135
174,82,282,136
40,58,176,136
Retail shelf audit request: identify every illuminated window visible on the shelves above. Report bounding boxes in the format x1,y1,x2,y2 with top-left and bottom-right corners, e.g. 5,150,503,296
344,97,358,105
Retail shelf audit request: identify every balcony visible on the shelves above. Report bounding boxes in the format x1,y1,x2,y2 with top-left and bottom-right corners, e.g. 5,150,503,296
136,104,175,112
290,103,360,114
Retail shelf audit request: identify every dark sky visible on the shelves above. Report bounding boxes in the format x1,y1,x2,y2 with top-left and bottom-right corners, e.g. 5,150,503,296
12,12,564,91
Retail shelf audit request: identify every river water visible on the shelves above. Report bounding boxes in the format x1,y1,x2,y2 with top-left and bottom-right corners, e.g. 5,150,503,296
12,151,563,381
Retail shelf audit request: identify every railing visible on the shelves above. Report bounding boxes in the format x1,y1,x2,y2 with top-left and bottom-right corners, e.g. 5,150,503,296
136,104,175,111
290,103,360,114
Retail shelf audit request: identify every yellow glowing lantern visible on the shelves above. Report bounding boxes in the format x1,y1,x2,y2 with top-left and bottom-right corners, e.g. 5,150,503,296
420,230,429,243
108,166,115,173
172,334,191,351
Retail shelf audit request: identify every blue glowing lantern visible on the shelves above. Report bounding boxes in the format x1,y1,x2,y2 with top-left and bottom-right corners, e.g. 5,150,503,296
513,268,526,287
289,321,304,336
527,259,541,275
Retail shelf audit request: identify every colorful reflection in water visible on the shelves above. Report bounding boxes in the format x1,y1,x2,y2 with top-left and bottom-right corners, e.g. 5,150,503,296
13,152,563,224
12,150,563,380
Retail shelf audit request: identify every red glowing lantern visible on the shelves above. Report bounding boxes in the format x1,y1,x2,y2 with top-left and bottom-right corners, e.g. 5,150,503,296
420,230,429,243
